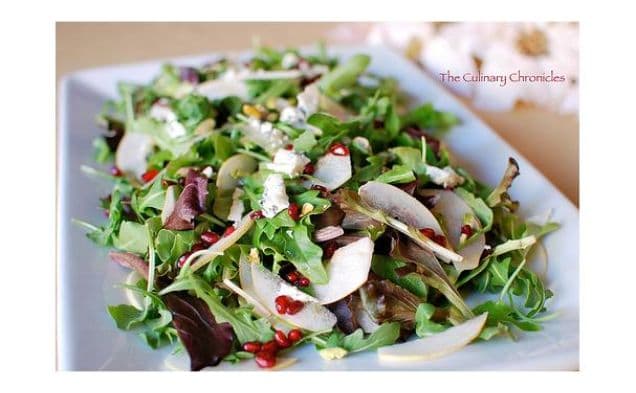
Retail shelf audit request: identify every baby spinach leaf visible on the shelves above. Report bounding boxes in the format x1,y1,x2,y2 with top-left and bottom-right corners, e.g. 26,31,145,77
113,221,148,254
154,229,196,263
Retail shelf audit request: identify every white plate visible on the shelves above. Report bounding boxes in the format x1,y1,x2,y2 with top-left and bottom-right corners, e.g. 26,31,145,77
57,45,579,371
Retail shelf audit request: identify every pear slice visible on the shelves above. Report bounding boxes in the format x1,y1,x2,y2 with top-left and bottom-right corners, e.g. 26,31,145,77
420,189,486,272
115,132,154,179
223,278,271,318
160,185,177,224
250,263,337,332
213,154,258,219
359,181,443,233
306,153,352,191
377,313,488,361
313,237,374,305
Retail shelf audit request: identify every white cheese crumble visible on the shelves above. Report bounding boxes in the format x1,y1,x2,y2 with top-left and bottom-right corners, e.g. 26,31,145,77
265,148,311,177
425,165,465,188
149,101,187,138
227,188,245,223
281,52,300,69
260,174,290,218
244,118,289,153
279,83,321,129
297,84,320,116
201,166,214,178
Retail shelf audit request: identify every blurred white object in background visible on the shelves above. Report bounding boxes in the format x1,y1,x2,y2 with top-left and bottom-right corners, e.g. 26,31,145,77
330,22,578,114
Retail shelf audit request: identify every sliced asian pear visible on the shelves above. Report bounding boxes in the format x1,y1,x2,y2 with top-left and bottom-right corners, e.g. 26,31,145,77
313,237,374,305
213,154,258,219
223,277,271,318
185,214,255,273
115,132,154,179
238,256,302,332
420,189,486,272
377,313,488,362
305,153,352,191
196,79,249,100
359,181,443,233
124,271,144,310
250,263,337,332
160,185,177,224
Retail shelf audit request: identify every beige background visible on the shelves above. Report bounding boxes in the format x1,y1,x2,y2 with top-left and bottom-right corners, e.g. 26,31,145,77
57,22,579,205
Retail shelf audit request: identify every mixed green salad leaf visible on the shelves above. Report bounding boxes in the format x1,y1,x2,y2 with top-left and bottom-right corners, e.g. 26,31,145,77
76,44,558,371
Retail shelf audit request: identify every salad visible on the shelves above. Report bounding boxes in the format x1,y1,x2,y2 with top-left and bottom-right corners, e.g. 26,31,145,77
76,45,558,371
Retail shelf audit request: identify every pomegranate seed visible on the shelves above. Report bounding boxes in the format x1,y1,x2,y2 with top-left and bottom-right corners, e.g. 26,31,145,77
433,234,447,246
250,210,264,219
323,241,337,258
303,163,315,175
286,300,304,315
177,252,193,268
242,341,262,353
110,166,123,177
328,143,349,156
288,203,300,221
420,228,436,239
223,226,236,237
286,271,300,283
274,330,291,349
285,144,294,150
200,231,220,245
254,351,276,368
287,329,303,343
261,340,278,353
460,225,473,237
191,242,206,252
297,277,310,287
141,168,159,183
275,295,290,314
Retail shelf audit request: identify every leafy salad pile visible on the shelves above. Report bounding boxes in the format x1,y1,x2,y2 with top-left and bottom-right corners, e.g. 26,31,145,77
76,45,558,371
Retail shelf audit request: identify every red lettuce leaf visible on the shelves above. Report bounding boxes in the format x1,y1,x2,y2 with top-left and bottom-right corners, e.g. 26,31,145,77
164,169,209,230
327,294,360,334
109,251,149,279
163,292,234,371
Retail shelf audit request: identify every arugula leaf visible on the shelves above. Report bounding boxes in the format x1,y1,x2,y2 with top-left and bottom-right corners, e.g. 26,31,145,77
401,103,459,131
371,255,428,299
293,131,318,153
342,322,401,352
473,300,542,332
390,146,426,176
375,165,416,184
254,79,296,104
454,187,493,231
92,137,113,164
319,54,371,95
415,303,447,337
107,304,145,330
257,223,328,284
172,94,213,132
133,175,166,214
